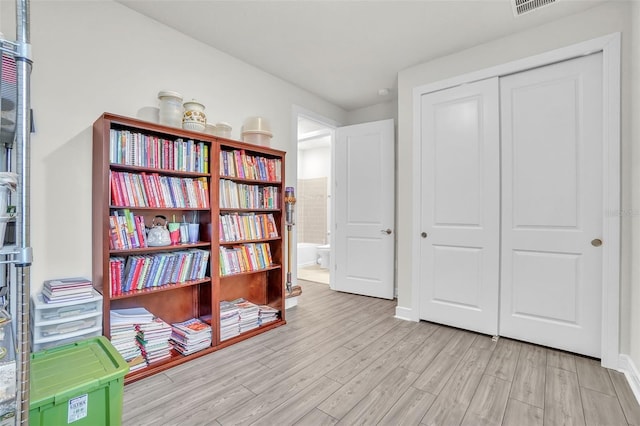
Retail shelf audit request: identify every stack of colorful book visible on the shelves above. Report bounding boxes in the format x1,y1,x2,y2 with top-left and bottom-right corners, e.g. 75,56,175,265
170,318,212,355
111,331,146,372
41,277,93,303
110,308,154,372
220,301,240,341
110,307,173,372
135,318,173,365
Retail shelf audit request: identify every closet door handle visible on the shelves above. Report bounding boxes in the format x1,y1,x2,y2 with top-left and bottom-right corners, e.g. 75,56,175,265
591,238,602,247
421,232,428,238
381,228,392,235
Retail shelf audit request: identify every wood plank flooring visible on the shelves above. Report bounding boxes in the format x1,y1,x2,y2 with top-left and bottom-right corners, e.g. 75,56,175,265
122,280,640,425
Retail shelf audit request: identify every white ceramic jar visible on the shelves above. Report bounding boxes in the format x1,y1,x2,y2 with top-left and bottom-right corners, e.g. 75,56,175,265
182,100,206,132
157,90,183,128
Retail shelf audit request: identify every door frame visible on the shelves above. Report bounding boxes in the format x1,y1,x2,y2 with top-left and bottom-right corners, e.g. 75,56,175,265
409,33,621,368
292,105,340,289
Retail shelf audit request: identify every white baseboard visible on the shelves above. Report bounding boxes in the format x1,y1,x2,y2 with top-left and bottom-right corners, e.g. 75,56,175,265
285,296,298,310
394,306,417,322
618,354,640,404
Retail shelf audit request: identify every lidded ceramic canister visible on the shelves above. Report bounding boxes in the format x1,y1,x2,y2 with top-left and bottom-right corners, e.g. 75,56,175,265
182,100,206,132
157,90,183,128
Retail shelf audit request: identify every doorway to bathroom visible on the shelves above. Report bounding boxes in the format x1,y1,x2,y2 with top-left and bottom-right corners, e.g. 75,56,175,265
296,114,334,286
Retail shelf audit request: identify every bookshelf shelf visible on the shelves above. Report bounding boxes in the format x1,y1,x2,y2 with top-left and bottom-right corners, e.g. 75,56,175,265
219,237,281,245
124,346,216,383
111,163,211,178
93,113,286,383
109,242,211,255
109,206,210,212
217,320,283,348
219,264,282,278
219,208,280,213
109,278,211,300
220,176,282,185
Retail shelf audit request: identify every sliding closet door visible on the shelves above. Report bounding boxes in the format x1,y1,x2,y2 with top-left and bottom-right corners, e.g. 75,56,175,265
499,53,603,357
419,78,500,336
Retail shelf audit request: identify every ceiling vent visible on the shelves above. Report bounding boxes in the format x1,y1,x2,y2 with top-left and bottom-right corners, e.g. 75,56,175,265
512,0,556,16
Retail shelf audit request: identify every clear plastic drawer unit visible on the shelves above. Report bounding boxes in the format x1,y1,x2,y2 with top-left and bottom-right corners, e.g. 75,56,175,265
30,290,103,352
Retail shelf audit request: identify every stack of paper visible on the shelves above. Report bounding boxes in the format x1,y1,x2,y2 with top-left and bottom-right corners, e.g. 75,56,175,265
258,305,279,326
220,301,240,341
231,298,260,334
42,277,93,303
110,307,172,372
135,318,173,365
110,308,150,372
110,307,154,325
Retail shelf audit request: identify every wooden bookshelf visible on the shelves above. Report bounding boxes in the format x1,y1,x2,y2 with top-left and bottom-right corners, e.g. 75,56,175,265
92,113,286,383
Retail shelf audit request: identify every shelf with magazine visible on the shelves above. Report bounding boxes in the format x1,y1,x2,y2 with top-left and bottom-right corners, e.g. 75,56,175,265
215,142,286,346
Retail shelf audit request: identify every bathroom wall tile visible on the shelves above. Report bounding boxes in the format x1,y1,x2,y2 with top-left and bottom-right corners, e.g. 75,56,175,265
297,178,328,244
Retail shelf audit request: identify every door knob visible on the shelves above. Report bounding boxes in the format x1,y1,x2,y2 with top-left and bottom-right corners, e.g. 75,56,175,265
591,238,602,247
381,228,392,235
421,232,428,238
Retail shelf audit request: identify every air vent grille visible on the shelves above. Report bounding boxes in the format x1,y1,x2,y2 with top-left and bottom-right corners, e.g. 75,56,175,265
512,0,556,16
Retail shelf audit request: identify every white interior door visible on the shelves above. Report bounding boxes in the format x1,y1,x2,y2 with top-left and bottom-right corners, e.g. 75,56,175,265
419,78,500,335
499,53,603,357
334,119,394,299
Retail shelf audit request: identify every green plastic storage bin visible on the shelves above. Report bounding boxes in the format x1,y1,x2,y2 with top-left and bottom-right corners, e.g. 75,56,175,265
29,336,129,426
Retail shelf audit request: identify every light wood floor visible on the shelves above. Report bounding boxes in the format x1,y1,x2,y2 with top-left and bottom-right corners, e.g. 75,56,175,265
297,265,330,285
122,280,640,425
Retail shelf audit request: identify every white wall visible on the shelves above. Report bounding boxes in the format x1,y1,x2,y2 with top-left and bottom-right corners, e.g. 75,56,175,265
630,0,640,367
345,99,397,126
0,0,346,294
397,1,633,357
298,146,331,180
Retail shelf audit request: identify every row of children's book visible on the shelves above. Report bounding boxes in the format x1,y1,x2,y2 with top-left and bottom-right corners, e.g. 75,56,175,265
109,249,210,296
110,170,210,209
110,129,209,173
109,209,146,250
219,149,281,182
219,212,278,242
219,243,273,276
219,179,280,210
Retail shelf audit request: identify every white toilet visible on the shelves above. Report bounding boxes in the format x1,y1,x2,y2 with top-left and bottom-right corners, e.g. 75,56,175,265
317,244,330,269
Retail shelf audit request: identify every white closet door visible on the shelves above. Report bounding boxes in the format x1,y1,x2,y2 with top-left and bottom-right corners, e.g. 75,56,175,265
419,77,500,336
500,53,603,357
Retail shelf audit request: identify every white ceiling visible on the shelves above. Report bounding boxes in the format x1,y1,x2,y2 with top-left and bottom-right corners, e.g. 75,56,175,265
117,0,606,111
